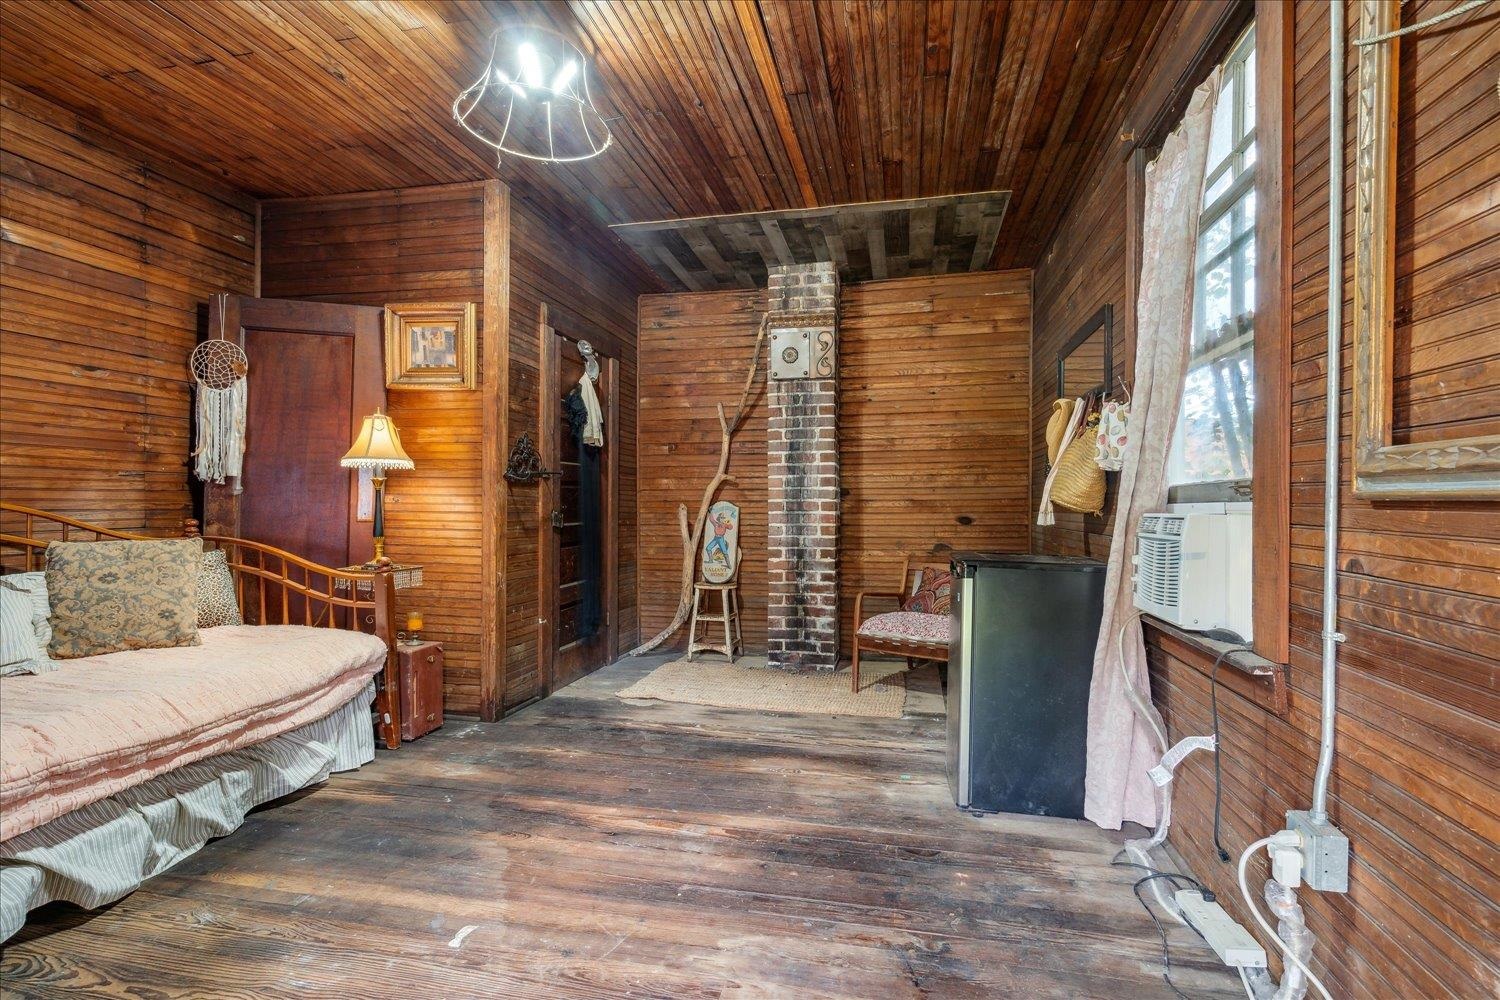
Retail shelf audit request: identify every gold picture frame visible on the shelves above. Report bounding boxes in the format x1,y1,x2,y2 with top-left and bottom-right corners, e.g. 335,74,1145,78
1352,1,1499,498
384,302,477,390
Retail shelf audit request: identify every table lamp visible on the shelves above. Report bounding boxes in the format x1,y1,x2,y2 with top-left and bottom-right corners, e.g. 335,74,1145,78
341,409,414,561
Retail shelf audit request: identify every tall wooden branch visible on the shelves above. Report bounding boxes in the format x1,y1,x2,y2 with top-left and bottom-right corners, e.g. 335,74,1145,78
630,316,769,656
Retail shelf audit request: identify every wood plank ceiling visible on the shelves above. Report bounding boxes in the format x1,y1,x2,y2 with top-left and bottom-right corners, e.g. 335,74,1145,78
0,0,1173,269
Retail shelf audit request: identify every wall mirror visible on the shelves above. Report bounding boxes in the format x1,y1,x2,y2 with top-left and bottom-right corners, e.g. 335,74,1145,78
1058,305,1113,401
1352,1,1499,498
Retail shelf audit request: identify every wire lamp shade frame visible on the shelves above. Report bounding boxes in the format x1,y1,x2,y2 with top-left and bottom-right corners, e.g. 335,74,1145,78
453,25,613,164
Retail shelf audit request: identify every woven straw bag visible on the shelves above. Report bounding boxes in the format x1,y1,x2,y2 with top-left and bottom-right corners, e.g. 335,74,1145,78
1051,428,1106,515
1045,398,1075,466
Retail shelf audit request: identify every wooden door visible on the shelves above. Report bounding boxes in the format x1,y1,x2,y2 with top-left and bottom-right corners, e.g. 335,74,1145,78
203,296,384,576
540,324,618,693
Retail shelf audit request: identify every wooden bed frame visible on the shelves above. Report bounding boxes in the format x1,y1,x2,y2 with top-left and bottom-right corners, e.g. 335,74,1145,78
0,502,402,749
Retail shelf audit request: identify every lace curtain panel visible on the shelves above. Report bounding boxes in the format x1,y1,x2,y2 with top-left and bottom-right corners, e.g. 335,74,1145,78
1084,69,1222,830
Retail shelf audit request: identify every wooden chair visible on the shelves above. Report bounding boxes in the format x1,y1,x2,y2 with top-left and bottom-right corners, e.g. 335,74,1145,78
851,555,952,693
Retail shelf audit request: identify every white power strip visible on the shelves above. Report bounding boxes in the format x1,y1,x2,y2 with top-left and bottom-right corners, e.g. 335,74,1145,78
1176,889,1267,968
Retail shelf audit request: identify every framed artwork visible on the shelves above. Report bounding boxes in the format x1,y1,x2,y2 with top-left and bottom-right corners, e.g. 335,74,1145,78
1351,1,1498,497
384,302,477,389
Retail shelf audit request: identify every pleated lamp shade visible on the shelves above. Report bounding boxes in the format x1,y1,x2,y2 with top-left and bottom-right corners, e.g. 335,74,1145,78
340,411,414,471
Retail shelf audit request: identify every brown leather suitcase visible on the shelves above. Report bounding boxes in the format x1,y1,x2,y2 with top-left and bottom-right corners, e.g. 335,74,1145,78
397,641,444,741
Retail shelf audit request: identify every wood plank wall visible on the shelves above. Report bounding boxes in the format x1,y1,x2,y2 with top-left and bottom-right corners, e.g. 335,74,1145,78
501,198,657,711
637,271,1032,654
0,82,255,533
259,184,494,716
258,184,654,716
1030,3,1499,996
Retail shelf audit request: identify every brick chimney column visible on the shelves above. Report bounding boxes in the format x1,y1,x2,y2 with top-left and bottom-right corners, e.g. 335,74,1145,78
765,262,839,672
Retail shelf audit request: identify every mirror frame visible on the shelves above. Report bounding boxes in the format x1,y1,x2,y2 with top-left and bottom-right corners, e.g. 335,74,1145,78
1057,305,1113,401
1352,0,1500,498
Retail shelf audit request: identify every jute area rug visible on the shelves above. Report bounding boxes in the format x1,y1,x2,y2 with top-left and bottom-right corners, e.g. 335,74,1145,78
616,656,907,719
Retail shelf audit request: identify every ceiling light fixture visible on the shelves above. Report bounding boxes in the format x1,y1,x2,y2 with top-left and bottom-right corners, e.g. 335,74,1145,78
453,25,612,164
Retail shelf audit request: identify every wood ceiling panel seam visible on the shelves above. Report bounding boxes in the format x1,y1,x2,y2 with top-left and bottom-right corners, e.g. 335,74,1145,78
674,1,782,210
813,1,866,204
726,0,816,207
580,0,739,216
569,2,726,220
247,2,490,183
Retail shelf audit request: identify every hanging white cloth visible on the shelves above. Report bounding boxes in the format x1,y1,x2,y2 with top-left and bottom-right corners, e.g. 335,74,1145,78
1035,398,1086,527
1084,69,1221,831
577,373,604,448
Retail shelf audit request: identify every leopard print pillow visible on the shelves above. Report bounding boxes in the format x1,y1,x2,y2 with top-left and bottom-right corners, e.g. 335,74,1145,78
197,549,244,628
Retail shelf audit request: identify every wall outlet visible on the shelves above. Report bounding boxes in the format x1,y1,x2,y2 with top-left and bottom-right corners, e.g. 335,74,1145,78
1286,810,1350,893
1176,890,1267,968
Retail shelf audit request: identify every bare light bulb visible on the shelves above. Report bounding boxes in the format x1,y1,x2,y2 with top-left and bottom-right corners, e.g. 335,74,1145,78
517,42,544,87
550,60,578,93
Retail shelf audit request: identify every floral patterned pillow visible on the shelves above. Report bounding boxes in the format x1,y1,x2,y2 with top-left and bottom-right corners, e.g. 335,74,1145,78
901,568,953,616
45,538,203,658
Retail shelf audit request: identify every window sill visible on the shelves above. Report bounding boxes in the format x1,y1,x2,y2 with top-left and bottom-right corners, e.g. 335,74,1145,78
1141,615,1290,717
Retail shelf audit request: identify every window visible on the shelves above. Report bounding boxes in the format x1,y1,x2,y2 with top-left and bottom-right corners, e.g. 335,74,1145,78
1168,29,1256,495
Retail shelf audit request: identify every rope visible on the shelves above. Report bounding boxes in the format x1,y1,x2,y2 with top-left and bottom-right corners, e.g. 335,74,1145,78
1354,0,1492,46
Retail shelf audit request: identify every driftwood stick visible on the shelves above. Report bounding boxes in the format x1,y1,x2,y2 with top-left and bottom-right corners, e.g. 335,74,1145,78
630,316,769,656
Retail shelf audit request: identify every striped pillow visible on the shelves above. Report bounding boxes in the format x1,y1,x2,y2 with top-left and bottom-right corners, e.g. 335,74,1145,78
1,579,55,676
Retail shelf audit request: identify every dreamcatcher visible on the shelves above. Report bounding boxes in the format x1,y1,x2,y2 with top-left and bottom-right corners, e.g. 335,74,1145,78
191,293,249,485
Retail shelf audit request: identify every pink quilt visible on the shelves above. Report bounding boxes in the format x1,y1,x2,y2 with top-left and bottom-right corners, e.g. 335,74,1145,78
0,625,386,841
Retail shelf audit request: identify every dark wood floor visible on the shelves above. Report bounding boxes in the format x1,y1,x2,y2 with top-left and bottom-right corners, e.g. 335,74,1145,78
3,655,1241,998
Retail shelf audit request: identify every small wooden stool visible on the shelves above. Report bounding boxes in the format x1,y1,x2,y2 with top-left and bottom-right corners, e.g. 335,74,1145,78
687,582,742,662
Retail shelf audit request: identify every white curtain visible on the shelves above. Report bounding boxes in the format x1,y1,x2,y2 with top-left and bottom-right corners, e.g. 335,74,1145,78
1085,70,1222,830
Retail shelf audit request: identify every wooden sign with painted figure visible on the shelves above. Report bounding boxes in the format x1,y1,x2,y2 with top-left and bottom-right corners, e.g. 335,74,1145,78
701,501,740,583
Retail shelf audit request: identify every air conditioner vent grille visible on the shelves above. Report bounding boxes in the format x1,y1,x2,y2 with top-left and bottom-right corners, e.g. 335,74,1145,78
1137,534,1182,610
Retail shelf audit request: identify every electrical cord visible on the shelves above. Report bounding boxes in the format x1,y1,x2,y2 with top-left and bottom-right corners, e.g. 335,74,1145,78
1113,859,1215,1000
1238,837,1335,1000
1237,966,1257,1000
1133,872,1199,1000
1198,629,1249,865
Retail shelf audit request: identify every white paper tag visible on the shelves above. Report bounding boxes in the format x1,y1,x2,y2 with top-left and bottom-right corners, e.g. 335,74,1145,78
1148,735,1217,786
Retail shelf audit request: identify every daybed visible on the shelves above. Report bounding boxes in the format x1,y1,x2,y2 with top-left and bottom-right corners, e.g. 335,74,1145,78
0,504,402,941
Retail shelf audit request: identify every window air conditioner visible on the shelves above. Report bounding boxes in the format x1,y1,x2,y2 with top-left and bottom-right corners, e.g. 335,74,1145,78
1132,504,1252,641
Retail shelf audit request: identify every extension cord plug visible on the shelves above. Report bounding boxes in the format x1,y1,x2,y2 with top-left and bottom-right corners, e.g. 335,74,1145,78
1267,829,1304,888
1175,889,1267,968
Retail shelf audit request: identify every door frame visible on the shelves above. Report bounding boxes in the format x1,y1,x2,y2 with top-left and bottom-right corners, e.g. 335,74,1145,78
537,303,619,696
202,295,385,549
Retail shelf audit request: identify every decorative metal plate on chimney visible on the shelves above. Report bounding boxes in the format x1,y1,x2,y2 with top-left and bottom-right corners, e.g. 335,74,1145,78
770,328,811,380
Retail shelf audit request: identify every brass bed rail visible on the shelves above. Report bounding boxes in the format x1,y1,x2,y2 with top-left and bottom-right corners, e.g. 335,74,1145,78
0,502,401,748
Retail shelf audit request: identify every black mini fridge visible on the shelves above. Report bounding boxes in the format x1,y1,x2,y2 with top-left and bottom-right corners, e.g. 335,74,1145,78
945,553,1106,817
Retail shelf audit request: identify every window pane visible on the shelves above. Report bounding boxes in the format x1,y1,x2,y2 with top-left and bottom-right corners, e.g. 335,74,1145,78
1207,74,1235,172
1174,28,1257,492
1170,345,1256,485
1202,212,1232,259
1242,50,1256,137
1200,258,1233,337
1205,168,1232,205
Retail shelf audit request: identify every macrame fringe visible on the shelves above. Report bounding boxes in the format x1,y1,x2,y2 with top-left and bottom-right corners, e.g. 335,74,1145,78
193,379,247,484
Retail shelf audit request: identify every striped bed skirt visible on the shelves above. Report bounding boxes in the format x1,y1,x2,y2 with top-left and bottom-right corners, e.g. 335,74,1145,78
0,680,376,941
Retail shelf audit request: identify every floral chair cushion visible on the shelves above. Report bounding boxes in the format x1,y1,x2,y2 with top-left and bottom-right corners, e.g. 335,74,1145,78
857,611,950,646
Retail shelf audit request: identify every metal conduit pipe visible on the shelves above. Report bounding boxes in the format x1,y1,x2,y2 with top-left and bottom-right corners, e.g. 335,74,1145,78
1310,0,1345,829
